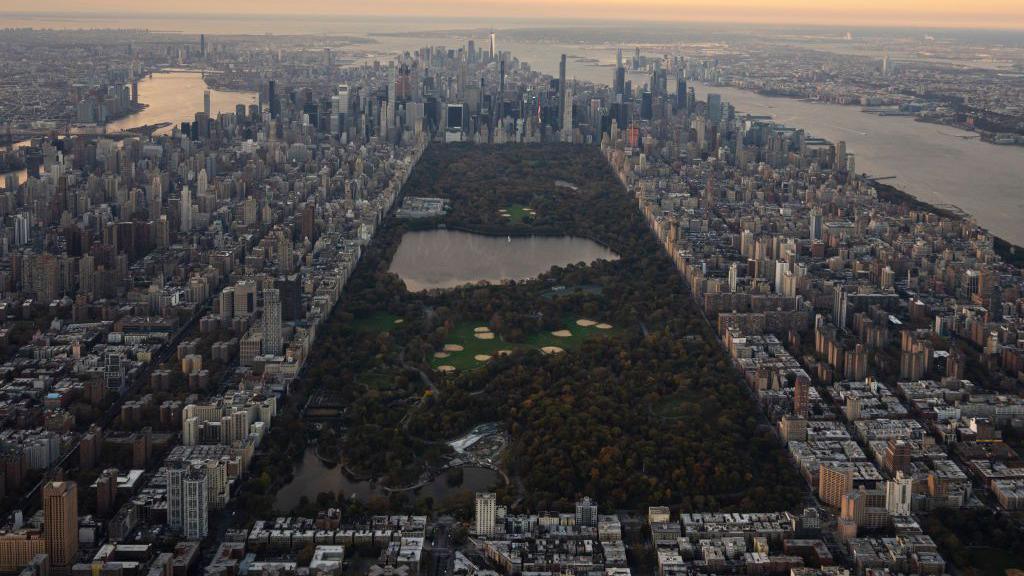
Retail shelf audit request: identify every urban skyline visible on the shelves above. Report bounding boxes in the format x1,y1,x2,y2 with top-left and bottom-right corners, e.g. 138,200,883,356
0,8,1022,576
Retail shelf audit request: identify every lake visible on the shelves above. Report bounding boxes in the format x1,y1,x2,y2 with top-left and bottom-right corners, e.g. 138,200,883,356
274,449,502,512
388,229,619,291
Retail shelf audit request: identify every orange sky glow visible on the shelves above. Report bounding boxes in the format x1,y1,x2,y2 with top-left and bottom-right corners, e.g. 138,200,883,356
8,0,1024,30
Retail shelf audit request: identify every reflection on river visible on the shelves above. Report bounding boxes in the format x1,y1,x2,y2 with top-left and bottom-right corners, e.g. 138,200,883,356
274,449,502,512
1,71,256,190
388,229,619,292
105,71,257,135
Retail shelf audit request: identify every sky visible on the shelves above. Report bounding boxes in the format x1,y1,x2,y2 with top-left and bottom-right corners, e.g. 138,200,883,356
6,0,1024,30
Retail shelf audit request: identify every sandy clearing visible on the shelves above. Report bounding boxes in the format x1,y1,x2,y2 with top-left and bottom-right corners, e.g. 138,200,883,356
576,319,597,327
394,319,404,324
595,323,613,330
474,354,493,362
474,332,495,340
443,344,464,352
433,352,450,359
541,346,565,354
437,365,456,373
551,330,573,338
497,349,513,356
473,326,492,333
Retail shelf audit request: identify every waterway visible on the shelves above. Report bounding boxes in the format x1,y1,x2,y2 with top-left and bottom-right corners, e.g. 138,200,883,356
1,71,256,190
388,229,619,292
273,449,502,512
106,70,257,135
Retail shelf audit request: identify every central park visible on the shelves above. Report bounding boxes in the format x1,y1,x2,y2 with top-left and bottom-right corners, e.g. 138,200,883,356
233,143,805,519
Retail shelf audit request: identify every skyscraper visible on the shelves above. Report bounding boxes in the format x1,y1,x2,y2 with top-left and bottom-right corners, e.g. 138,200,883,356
707,93,722,124
676,77,687,109
166,460,185,531
474,492,496,536
203,90,211,116
182,465,209,540
267,80,279,118
562,85,573,142
180,185,192,233
558,54,567,130
614,49,626,100
167,460,209,540
43,481,78,573
262,288,282,356
809,207,823,241
489,33,497,60
149,174,162,218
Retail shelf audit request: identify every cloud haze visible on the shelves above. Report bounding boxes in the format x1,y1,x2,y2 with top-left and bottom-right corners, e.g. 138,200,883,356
7,0,1024,29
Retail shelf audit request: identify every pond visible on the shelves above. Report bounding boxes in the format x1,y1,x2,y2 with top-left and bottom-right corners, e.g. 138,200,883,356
274,448,503,512
388,229,618,292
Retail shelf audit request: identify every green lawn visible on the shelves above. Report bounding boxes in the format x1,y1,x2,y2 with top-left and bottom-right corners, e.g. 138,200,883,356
497,204,536,224
431,318,617,372
524,320,614,349
350,312,403,333
431,322,519,371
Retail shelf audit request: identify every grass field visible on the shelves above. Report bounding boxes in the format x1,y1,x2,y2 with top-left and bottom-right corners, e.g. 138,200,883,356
431,318,617,372
350,312,403,333
497,204,536,224
523,321,611,349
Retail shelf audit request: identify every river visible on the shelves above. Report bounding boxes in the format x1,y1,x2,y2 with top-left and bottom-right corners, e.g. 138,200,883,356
106,70,257,135
388,229,619,292
1,71,256,190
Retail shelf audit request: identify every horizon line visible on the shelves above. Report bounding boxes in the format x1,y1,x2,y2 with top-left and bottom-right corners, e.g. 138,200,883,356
3,10,1024,33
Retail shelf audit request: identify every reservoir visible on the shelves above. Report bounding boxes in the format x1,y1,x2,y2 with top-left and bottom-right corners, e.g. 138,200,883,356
388,229,619,292
274,449,502,512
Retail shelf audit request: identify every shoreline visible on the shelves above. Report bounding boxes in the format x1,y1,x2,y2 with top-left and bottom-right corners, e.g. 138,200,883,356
870,179,1024,267
746,85,1024,148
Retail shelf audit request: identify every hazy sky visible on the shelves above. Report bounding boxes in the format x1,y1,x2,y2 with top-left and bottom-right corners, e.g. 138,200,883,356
9,0,1024,30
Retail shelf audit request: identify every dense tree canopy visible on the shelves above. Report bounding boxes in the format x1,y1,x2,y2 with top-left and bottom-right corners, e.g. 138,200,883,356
290,143,805,513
